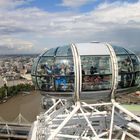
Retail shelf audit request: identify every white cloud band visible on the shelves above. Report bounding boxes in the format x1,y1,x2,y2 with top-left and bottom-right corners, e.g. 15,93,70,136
0,0,140,53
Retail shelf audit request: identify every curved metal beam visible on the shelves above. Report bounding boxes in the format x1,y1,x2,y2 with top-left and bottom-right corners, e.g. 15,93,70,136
71,44,82,102
106,43,118,99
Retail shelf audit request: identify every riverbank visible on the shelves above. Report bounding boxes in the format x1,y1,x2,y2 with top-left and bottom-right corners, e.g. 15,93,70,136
0,90,44,122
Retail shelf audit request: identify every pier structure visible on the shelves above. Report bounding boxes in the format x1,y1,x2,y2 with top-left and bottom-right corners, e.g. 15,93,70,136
0,113,31,140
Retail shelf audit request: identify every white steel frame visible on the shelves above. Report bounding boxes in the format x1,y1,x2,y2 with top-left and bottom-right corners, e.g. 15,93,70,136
30,99,140,140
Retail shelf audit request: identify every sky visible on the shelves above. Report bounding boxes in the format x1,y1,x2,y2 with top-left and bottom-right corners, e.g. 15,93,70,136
0,0,140,54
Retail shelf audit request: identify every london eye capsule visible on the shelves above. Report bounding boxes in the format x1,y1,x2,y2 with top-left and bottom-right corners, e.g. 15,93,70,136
31,42,140,101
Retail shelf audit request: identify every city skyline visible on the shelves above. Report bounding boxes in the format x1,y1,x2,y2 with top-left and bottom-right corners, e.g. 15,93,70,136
0,0,140,54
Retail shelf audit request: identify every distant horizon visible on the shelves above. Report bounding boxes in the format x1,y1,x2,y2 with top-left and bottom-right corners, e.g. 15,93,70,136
0,53,40,57
0,50,140,56
0,45,140,56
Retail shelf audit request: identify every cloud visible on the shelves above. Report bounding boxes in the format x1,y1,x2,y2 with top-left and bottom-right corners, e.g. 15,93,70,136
0,0,32,9
1,0,140,37
93,1,140,24
60,0,95,8
0,37,33,54
0,0,140,53
53,1,140,51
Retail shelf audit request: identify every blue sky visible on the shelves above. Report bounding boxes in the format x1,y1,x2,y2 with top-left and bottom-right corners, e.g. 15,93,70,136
0,0,140,54
21,0,139,13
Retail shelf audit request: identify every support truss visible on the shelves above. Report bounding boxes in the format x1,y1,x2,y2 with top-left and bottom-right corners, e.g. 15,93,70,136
30,99,140,140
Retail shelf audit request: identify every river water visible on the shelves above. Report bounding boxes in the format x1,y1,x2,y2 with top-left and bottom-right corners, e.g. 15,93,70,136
0,91,44,122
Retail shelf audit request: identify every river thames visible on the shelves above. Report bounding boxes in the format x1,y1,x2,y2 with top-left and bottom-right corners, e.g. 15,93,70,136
0,91,44,122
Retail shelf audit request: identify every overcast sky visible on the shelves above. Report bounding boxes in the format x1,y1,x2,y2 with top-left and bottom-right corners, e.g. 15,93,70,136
0,0,140,54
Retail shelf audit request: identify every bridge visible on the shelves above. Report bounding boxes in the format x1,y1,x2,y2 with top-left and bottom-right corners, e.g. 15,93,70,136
0,113,31,140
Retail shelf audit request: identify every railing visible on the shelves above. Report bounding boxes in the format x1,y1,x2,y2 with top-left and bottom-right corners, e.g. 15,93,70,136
0,113,31,139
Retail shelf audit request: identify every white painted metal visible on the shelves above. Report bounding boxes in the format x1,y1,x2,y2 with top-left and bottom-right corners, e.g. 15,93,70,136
30,121,37,140
71,44,82,101
29,100,140,140
106,43,118,99
127,122,140,132
48,102,80,140
44,99,61,116
109,100,115,140
113,101,140,123
122,131,140,140
28,98,140,140
79,107,99,139
76,43,110,55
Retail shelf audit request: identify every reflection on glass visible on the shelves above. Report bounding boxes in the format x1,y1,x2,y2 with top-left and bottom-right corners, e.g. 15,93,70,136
81,55,112,91
43,48,57,56
32,76,37,88
113,46,140,88
31,57,39,75
112,46,128,55
130,55,140,86
37,57,54,76
117,55,133,88
82,75,111,91
56,45,73,56
34,45,74,92
37,76,54,91
53,57,74,91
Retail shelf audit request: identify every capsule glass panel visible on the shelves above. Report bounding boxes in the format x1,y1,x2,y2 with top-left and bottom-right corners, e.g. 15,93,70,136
31,57,39,75
81,55,112,91
112,45,140,89
130,55,140,86
76,43,112,92
43,48,57,56
54,46,74,92
54,56,74,92
31,57,40,87
33,45,74,95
